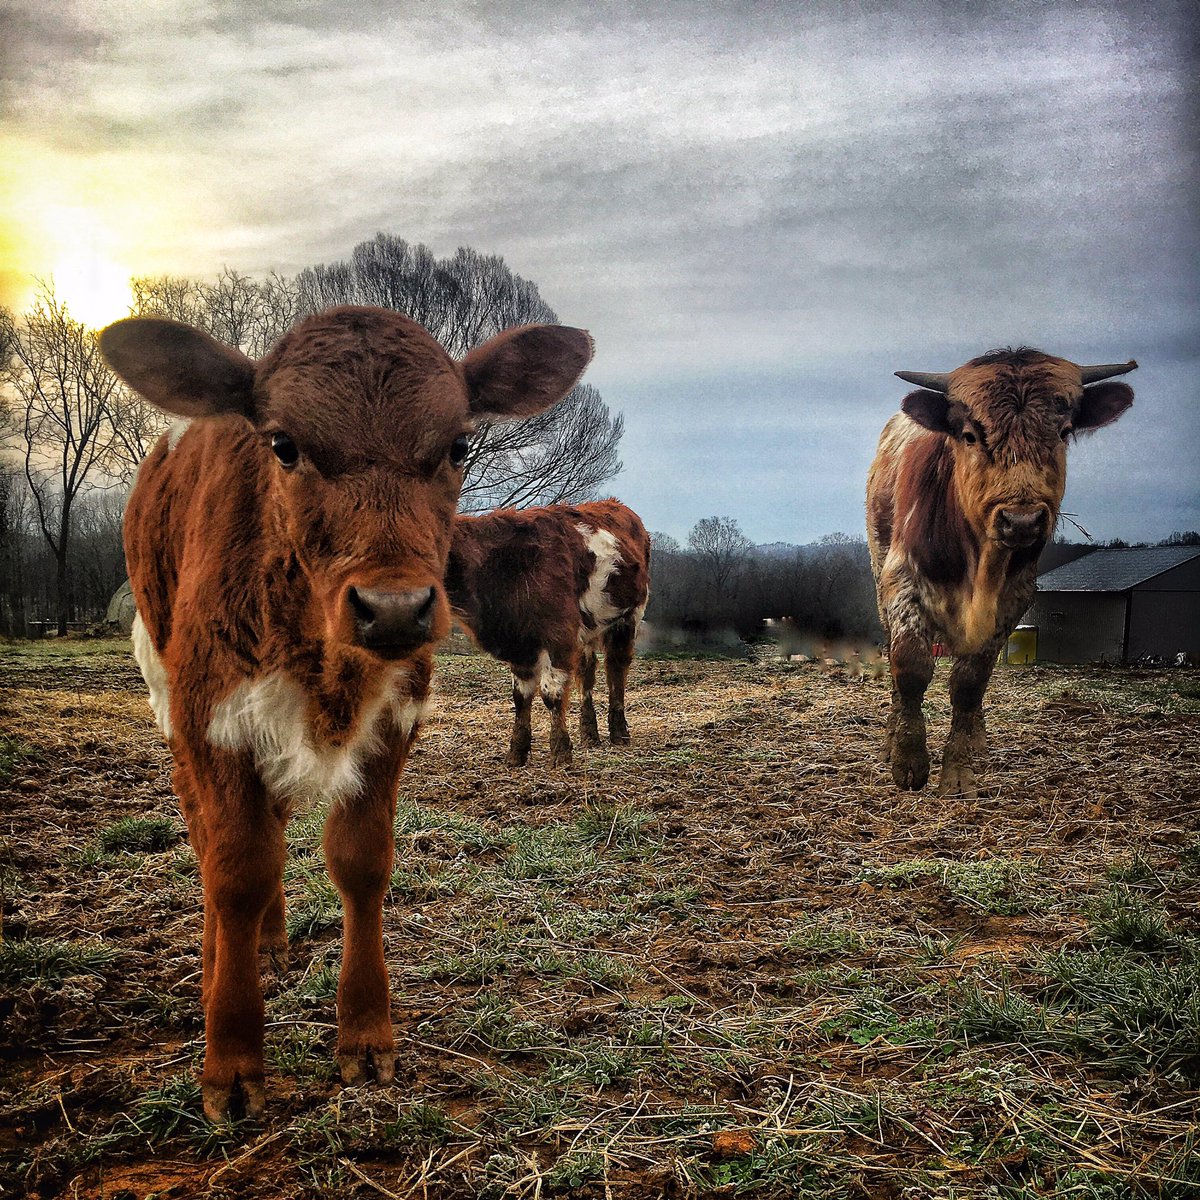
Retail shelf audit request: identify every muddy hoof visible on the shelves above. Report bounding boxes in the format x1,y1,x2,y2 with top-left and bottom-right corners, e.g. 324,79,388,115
609,731,631,746
337,1046,397,1087
581,727,603,747
202,1075,265,1124
505,749,529,768
938,760,979,799
891,746,929,791
549,747,574,769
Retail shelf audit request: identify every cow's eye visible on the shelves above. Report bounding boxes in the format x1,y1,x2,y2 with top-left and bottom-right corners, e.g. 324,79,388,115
1060,426,1072,442
962,430,978,446
271,433,300,469
449,434,470,466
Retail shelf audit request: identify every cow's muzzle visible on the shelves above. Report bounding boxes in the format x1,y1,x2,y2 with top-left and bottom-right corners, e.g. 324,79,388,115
347,585,437,657
995,506,1049,550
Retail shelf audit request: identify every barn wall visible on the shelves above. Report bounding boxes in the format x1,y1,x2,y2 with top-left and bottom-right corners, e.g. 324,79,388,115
1127,591,1200,661
1026,592,1126,663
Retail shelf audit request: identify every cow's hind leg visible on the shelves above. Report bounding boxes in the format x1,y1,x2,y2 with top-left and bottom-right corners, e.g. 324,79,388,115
541,651,576,768
324,780,397,1086
259,885,289,975
193,777,286,1122
603,616,637,745
888,632,934,791
507,670,536,767
939,648,996,799
579,643,602,746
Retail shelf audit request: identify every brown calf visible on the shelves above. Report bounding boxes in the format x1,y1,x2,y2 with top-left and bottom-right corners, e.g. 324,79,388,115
445,499,650,767
101,307,591,1119
867,348,1135,797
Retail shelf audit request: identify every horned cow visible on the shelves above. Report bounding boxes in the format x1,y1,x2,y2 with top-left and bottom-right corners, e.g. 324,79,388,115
101,307,592,1120
445,499,650,767
866,349,1135,798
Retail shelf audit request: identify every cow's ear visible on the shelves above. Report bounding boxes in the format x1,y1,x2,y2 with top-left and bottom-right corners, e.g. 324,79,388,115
462,324,593,422
99,318,256,419
901,389,954,433
1074,382,1133,431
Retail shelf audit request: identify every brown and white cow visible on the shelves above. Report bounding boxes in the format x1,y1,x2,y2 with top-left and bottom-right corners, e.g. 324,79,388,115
867,348,1135,797
445,499,650,767
100,307,591,1120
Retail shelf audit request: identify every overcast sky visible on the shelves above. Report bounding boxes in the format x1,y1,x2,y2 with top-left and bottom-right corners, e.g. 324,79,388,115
3,0,1197,543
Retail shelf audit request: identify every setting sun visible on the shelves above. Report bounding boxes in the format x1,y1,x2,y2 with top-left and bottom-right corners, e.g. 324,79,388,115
44,206,133,328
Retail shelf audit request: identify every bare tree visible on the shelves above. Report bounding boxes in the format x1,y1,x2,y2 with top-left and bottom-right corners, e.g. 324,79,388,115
688,515,753,594
132,268,302,358
297,234,623,511
0,286,146,633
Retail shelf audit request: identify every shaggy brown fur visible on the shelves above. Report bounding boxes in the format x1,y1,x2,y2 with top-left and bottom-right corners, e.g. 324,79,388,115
867,348,1134,798
102,307,592,1120
446,499,650,767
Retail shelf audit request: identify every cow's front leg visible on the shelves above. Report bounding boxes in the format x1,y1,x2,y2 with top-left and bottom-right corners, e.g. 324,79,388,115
939,647,996,798
888,633,934,790
578,644,602,746
198,799,285,1122
324,783,397,1086
507,671,535,766
541,653,575,768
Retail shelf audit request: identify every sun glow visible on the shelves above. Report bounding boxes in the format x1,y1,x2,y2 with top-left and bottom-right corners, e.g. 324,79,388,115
45,206,134,329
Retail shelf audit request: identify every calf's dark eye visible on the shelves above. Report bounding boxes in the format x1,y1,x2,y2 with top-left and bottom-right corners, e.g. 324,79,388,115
1060,427,1072,441
271,433,300,468
962,430,977,445
449,434,470,466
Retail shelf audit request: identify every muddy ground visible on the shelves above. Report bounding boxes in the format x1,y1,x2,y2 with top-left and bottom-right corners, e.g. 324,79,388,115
1,639,1198,1199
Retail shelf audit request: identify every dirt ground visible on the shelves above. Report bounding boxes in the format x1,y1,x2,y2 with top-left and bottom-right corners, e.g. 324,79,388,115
1,638,1198,1199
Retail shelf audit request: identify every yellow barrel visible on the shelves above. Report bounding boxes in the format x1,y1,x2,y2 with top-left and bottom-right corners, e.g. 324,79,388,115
1005,625,1037,665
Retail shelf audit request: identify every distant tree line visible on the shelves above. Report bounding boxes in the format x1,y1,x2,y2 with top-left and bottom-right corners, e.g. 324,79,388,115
646,518,882,648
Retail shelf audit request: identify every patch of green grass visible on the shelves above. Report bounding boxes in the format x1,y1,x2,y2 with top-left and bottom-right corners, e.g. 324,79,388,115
0,735,37,785
395,801,506,852
268,1025,336,1084
544,1151,605,1191
286,876,342,939
685,1135,834,1197
502,822,599,882
122,1072,248,1153
862,856,1043,914
782,914,870,960
0,936,119,983
575,800,656,851
444,990,561,1056
98,815,182,854
389,861,472,901
282,961,341,1006
1088,884,1174,951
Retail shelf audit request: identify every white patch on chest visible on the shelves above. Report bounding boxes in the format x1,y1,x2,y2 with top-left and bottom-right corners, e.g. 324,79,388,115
131,611,173,740
576,523,624,626
167,418,192,451
207,667,419,805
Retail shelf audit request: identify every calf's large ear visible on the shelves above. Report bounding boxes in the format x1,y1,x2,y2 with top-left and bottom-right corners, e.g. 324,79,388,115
99,317,257,419
463,325,593,422
1074,382,1133,431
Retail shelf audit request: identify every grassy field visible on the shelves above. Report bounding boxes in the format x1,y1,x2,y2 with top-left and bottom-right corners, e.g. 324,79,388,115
1,638,1199,1199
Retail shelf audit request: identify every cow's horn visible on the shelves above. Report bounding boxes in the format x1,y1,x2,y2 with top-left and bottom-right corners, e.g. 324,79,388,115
894,370,950,393
1078,360,1138,385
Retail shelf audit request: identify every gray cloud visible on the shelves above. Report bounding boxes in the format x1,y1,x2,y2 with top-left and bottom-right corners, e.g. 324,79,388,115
3,0,1196,541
